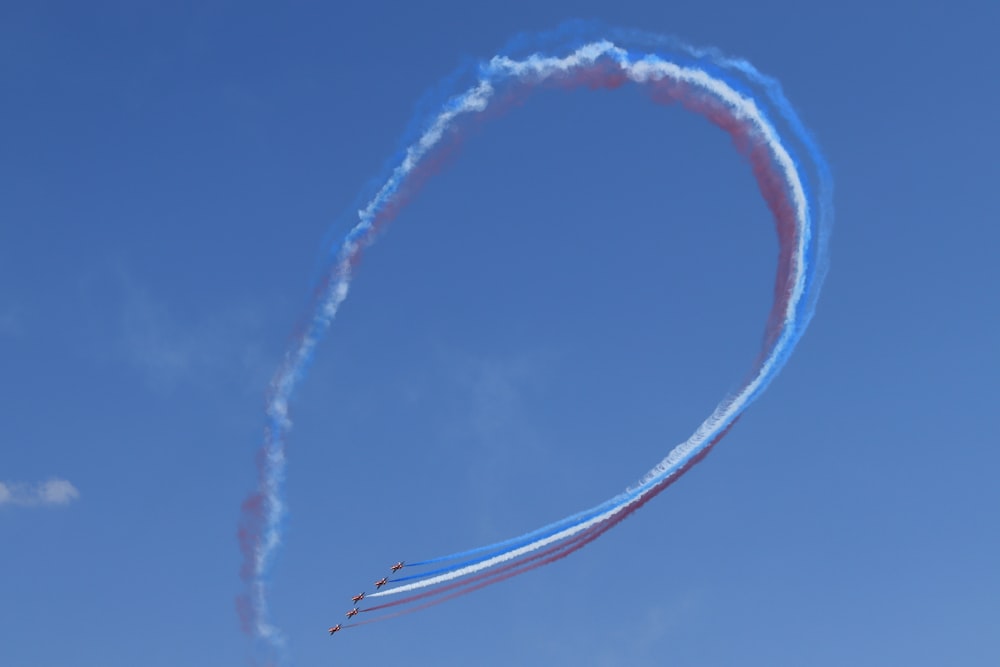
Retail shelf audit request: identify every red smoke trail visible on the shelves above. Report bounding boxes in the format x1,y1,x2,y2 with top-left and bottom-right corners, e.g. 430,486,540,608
530,61,802,362
236,439,274,634
359,521,610,615
352,420,737,627
518,65,799,353
646,77,800,352
368,121,470,237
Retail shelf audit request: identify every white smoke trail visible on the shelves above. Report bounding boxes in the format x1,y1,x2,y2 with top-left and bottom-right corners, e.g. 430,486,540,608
371,507,622,597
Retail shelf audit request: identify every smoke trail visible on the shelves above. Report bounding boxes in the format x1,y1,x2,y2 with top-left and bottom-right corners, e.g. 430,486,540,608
358,426,731,624
237,24,832,656
363,43,827,604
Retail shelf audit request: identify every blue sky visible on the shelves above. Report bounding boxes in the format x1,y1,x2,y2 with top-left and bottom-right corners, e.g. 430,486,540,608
2,1,998,666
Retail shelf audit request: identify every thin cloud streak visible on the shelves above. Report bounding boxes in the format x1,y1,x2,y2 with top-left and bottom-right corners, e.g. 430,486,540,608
0,478,80,507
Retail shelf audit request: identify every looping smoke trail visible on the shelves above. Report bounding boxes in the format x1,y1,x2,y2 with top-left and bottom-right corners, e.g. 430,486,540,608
237,21,832,658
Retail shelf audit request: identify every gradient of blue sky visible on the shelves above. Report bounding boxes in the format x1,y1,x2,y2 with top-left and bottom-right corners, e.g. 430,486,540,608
2,1,997,666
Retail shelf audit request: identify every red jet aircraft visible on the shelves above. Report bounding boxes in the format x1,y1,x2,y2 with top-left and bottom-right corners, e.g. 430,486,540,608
328,624,342,635
390,561,405,572
351,592,365,604
345,608,359,619
374,577,388,589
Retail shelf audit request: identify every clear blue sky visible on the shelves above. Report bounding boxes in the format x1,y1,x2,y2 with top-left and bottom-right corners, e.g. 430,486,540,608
2,2,997,666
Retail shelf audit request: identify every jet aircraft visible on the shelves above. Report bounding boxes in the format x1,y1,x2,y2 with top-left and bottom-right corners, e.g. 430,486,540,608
352,592,365,604
328,624,342,635
391,561,405,572
346,608,359,619
374,577,388,589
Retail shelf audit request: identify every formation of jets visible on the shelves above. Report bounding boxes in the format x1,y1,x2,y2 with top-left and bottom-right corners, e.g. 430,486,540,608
330,562,405,636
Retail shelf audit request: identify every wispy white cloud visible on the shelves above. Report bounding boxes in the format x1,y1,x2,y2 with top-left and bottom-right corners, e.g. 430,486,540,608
0,478,80,507
431,349,558,541
116,279,272,394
